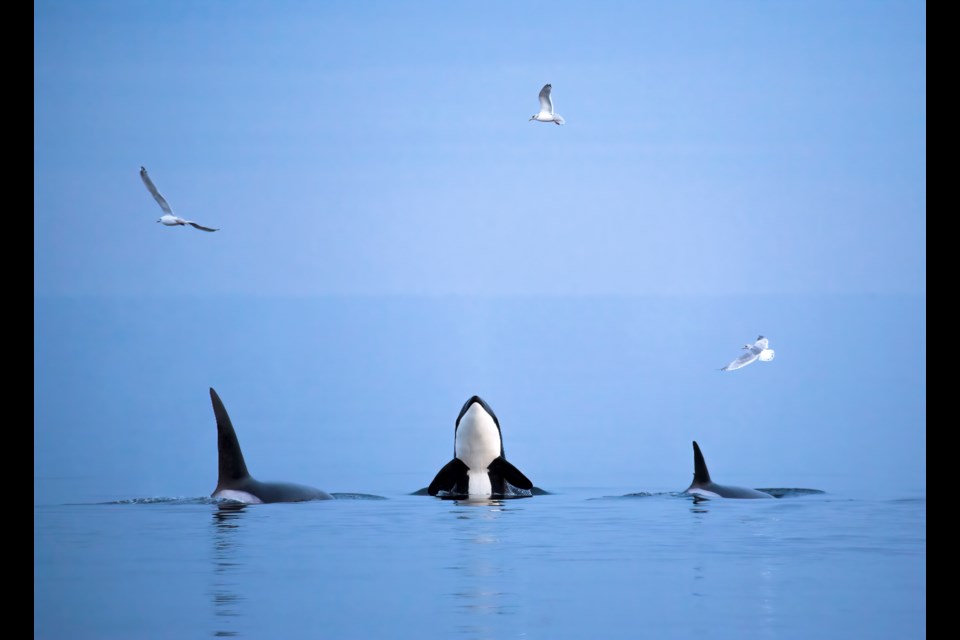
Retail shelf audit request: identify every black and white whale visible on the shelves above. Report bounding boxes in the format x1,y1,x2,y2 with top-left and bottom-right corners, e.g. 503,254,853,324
209,387,333,503
683,441,775,499
427,395,534,498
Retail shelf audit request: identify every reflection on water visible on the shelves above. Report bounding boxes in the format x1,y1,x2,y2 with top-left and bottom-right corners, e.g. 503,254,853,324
451,498,506,509
210,503,248,638
690,494,710,510
758,557,778,632
685,496,783,640
446,501,516,640
691,564,705,598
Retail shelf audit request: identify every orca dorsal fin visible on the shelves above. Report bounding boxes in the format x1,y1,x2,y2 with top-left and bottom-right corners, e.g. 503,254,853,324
692,441,711,484
209,388,250,486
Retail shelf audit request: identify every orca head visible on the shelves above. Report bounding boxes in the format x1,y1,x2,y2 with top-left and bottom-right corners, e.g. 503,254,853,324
456,395,500,430
427,395,532,497
453,395,505,460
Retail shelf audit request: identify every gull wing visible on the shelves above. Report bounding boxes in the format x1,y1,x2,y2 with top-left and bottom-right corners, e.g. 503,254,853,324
187,221,219,232
721,350,760,371
538,84,554,114
139,166,173,214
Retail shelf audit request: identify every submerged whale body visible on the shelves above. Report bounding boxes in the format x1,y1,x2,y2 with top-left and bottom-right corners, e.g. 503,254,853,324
427,395,535,499
683,441,775,499
209,387,333,504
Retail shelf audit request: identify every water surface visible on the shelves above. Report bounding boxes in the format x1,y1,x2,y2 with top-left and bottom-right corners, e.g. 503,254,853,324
35,488,925,639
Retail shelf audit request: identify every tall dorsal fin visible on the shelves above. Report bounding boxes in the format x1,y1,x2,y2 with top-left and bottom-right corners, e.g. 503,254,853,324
692,441,711,484
210,388,250,485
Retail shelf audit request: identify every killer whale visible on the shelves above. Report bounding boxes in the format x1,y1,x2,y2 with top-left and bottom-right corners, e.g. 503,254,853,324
683,441,775,499
209,387,333,503
427,395,534,498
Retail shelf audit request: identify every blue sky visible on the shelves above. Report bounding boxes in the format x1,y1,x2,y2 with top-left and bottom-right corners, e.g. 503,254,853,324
35,0,925,297
34,1,925,504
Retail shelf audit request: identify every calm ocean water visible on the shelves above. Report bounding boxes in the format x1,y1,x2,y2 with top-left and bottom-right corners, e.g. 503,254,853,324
35,295,925,638
34,487,925,640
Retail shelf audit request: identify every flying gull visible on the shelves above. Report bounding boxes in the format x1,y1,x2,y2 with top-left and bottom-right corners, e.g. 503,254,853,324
529,84,565,125
720,335,775,371
139,166,219,232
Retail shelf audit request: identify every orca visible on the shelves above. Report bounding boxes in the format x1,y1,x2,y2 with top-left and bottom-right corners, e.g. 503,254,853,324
683,441,774,499
209,387,333,503
427,395,534,498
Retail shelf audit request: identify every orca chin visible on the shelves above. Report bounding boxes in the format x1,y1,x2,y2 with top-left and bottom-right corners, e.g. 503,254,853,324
209,387,333,503
683,441,774,499
426,395,535,498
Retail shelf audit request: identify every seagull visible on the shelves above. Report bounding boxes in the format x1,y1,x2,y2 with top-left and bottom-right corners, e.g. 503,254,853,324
720,335,775,371
529,84,565,125
139,166,219,232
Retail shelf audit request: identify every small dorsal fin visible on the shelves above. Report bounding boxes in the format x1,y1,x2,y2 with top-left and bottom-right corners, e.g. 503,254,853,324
209,388,250,487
